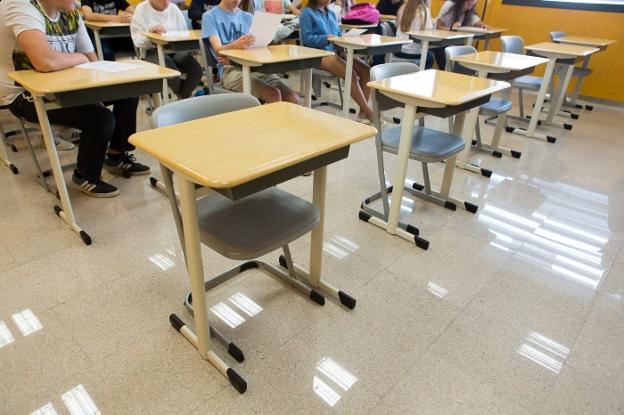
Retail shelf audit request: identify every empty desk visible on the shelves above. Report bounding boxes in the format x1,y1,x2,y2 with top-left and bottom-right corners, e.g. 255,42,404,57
455,27,507,50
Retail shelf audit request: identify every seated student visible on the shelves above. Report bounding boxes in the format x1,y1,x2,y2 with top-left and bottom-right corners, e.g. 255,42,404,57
188,0,219,29
436,0,488,30
202,0,300,104
0,0,148,197
300,0,373,123
395,0,434,68
131,0,203,99
81,0,136,61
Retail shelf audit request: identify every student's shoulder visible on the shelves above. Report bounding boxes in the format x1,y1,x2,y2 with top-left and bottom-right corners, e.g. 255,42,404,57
134,1,149,12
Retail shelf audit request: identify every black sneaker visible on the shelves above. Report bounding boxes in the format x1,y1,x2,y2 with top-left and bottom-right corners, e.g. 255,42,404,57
105,152,151,176
72,172,119,198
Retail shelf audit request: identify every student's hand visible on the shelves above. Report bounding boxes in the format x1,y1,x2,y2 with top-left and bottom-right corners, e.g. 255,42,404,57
117,11,132,23
232,35,256,49
218,56,230,65
451,21,461,30
478,22,490,29
150,25,167,34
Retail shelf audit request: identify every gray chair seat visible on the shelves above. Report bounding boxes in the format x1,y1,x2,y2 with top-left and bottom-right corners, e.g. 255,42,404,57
515,75,542,90
381,126,465,163
197,187,320,260
479,97,512,115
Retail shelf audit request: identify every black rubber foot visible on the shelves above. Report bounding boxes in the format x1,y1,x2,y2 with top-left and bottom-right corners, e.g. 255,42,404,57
392,117,401,124
415,236,430,250
10,144,18,152
464,201,478,214
228,343,245,363
444,200,457,211
169,313,184,332
505,126,514,133
55,190,60,200
405,224,419,236
349,108,356,114
412,182,424,191
323,81,331,88
358,210,372,222
311,95,317,101
547,136,557,143
239,261,259,272
227,368,247,394
309,289,325,306
574,104,583,109
10,164,18,174
564,123,573,130
570,113,579,120
53,205,62,216
585,105,594,111
481,168,493,178
492,151,503,158
338,290,356,310
537,120,542,126
149,176,158,187
79,230,92,245
471,139,477,145
278,254,287,268
511,150,522,159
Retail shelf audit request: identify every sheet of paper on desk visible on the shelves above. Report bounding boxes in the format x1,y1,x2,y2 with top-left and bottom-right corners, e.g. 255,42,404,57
163,30,191,37
248,12,282,48
458,26,488,32
345,28,366,36
75,61,141,72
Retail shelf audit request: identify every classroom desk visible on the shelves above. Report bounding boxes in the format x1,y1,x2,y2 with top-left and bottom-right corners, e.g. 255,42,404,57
220,45,333,108
454,27,506,50
406,30,474,70
8,60,179,245
339,23,379,32
515,42,598,140
379,14,396,22
553,36,615,111
85,21,131,61
367,70,508,241
450,51,548,158
329,34,411,117
128,102,376,393
145,30,209,104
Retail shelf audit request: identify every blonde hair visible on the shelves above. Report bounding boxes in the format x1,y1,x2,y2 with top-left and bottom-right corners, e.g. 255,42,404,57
398,0,428,33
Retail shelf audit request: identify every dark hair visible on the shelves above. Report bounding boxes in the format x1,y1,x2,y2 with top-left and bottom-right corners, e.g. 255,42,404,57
307,0,321,9
450,0,476,26
240,0,254,12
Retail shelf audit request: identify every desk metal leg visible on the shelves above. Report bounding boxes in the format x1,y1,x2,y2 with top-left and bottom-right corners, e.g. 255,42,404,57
456,104,493,177
242,65,252,96
0,123,18,174
419,40,429,71
483,38,491,50
542,64,574,130
341,47,354,118
172,175,247,394
198,39,213,94
93,30,104,60
33,96,91,245
508,58,557,143
156,45,169,104
303,68,313,108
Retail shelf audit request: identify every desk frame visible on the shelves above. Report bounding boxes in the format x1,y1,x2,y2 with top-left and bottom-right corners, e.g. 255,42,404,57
85,23,132,61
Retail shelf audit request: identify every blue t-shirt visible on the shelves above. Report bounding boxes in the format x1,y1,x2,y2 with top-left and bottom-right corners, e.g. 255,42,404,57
201,6,253,46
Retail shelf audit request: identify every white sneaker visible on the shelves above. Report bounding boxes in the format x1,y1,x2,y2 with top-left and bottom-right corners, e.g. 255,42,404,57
54,137,76,151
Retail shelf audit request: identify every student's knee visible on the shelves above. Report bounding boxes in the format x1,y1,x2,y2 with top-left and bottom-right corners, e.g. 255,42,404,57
261,86,282,103
283,89,300,105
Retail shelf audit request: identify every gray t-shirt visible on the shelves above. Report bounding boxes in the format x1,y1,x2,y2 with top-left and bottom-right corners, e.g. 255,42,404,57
0,0,93,105
436,0,480,28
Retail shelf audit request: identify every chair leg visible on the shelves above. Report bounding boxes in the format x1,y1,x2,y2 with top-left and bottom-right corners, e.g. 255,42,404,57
0,122,18,174
518,89,525,118
20,119,51,192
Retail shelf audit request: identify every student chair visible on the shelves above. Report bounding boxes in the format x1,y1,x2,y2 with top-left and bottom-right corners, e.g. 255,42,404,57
500,35,546,119
151,94,333,392
549,31,592,113
0,107,19,175
378,21,426,67
445,45,519,159
359,62,471,250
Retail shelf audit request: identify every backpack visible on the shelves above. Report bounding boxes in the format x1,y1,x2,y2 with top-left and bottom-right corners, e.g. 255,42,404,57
341,3,380,25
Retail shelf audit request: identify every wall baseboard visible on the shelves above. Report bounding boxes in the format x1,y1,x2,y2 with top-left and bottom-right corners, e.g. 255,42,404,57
579,95,624,109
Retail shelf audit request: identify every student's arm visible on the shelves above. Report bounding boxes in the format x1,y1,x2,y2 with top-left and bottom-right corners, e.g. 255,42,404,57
130,7,154,50
17,30,88,71
434,1,453,30
172,5,188,30
299,9,329,49
202,12,255,54
286,0,300,15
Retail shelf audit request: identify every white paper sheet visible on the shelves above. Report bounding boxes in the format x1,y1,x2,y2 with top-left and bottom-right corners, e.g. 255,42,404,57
248,12,282,48
162,30,191,37
75,61,141,72
344,28,366,36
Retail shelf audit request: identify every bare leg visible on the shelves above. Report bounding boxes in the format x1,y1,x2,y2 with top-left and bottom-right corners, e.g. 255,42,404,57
320,55,373,119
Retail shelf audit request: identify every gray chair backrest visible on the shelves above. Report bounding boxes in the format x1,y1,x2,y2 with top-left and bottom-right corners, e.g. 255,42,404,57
550,31,567,41
379,21,396,37
500,35,524,54
370,62,420,112
151,93,261,128
444,45,477,75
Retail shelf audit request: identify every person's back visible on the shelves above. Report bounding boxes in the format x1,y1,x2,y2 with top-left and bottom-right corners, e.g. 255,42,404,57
188,0,219,29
